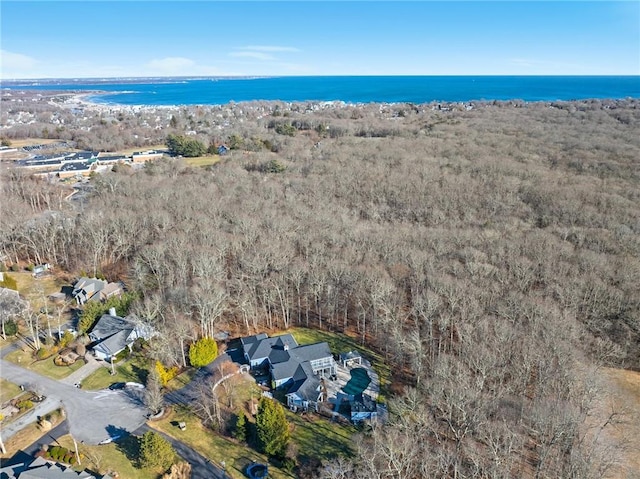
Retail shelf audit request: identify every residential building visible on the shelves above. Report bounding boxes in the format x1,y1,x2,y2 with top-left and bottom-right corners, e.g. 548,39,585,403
240,333,337,412
0,452,112,478
88,308,155,361
71,277,122,305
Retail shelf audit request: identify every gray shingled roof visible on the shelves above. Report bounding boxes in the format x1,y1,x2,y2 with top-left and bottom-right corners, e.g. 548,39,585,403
89,314,135,340
291,342,332,363
245,334,298,364
0,454,103,478
287,362,321,401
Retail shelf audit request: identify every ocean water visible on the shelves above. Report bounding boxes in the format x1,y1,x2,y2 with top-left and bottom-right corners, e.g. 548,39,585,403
6,76,640,106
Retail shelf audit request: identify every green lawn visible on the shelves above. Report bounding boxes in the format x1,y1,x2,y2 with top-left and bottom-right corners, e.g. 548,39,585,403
151,406,290,479
11,271,64,310
287,410,357,463
184,155,221,167
57,435,162,479
4,349,86,380
0,378,22,403
81,355,149,390
288,327,392,399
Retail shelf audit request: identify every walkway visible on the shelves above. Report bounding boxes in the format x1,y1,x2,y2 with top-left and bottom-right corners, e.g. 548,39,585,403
59,353,106,386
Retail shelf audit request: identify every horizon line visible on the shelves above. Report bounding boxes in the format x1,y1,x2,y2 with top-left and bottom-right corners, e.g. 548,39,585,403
3,74,640,82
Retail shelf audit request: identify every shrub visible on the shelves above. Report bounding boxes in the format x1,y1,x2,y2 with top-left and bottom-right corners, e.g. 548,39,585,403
188,337,218,368
58,330,74,348
4,319,18,337
155,361,178,386
36,347,52,360
17,400,34,411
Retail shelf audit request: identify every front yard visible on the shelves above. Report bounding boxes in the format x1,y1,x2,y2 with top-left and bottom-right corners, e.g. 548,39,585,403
80,354,149,390
56,434,162,479
0,378,22,403
4,349,85,380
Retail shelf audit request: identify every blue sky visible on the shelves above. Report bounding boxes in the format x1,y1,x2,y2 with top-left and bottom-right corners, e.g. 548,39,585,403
1,1,638,78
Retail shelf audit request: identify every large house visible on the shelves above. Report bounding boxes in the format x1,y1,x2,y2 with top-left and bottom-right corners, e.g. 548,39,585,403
0,453,112,478
72,277,123,305
88,309,155,361
240,333,337,412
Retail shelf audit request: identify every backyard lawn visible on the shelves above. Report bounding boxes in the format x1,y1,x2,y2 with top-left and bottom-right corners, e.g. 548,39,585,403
10,271,64,309
286,410,357,463
4,349,85,380
151,406,290,479
288,327,391,398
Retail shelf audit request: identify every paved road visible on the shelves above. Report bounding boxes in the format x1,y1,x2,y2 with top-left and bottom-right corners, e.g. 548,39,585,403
0,357,148,445
165,352,231,407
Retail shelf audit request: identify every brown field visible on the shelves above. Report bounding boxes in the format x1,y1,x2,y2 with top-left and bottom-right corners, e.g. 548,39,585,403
598,368,640,478
7,138,62,148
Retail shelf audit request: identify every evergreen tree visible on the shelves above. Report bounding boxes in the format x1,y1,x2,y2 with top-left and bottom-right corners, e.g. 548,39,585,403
139,431,175,469
256,397,289,458
234,410,247,442
166,134,206,157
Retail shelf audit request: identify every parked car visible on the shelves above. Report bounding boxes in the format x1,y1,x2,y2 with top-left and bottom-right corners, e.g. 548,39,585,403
108,382,126,390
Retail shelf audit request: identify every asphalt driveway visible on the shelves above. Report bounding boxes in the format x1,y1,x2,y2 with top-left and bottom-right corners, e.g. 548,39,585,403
0,357,148,444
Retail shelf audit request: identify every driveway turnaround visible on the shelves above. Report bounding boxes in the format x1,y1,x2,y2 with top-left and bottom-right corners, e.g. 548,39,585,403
0,358,148,444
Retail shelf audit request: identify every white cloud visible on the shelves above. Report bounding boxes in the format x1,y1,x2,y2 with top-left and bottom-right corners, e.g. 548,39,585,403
146,57,196,73
228,45,300,64
0,50,38,76
229,51,275,61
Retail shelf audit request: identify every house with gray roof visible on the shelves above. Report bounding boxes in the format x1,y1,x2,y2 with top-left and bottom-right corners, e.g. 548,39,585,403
89,308,155,361
240,333,336,412
0,453,112,479
72,277,122,305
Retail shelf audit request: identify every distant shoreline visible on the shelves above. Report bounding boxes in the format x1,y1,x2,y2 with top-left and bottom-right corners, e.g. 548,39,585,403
3,76,638,107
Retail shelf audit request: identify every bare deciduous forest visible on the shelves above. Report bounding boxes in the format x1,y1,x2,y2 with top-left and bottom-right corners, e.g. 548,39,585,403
2,97,639,478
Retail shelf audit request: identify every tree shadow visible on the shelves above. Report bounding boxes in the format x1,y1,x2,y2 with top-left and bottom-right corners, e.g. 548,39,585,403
110,426,140,466
130,364,149,384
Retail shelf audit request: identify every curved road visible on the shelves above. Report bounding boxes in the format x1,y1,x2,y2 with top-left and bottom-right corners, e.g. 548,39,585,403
1,345,230,477
0,356,148,445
